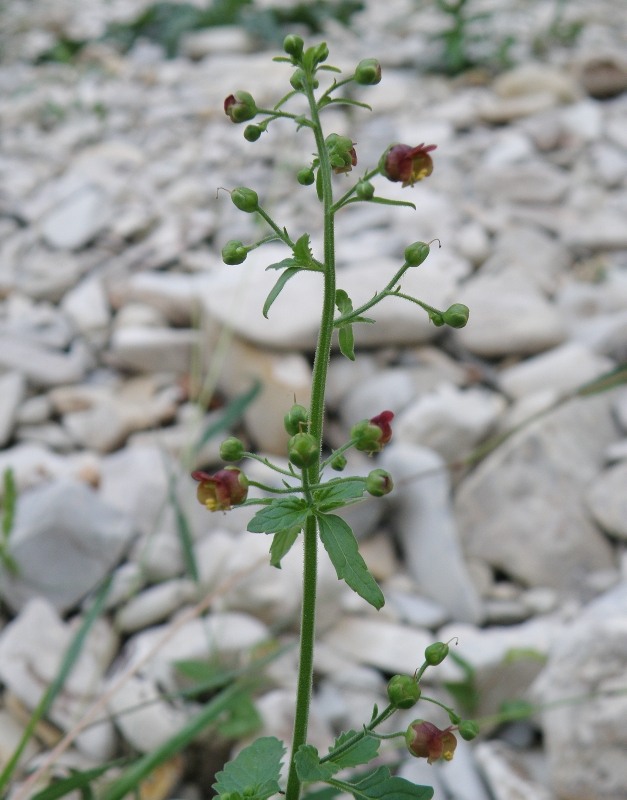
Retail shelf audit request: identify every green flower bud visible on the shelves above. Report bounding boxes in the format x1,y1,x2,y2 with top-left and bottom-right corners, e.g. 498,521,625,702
297,167,315,186
283,34,304,59
366,468,394,497
387,674,421,709
458,720,479,741
330,454,347,471
326,133,357,174
288,432,318,469
224,91,257,123
231,187,259,213
222,240,248,265
424,641,449,666
356,180,375,200
220,436,245,462
313,42,329,65
290,69,307,91
354,58,382,85
284,404,309,435
404,241,430,267
442,303,470,329
244,124,262,142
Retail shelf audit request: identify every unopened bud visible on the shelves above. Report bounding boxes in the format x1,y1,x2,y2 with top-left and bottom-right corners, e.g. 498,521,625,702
288,432,318,468
387,674,421,709
404,241,430,267
220,437,245,462
244,124,263,142
424,642,449,666
297,167,315,186
356,180,375,200
330,454,347,471
224,91,257,123
222,240,248,265
442,303,469,329
231,187,259,213
284,404,309,435
366,468,394,497
283,34,304,59
458,720,479,741
355,58,381,85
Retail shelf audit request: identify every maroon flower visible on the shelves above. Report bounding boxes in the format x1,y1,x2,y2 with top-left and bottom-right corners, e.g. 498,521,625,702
370,410,394,445
351,410,394,455
191,467,248,511
406,720,458,764
382,143,437,186
224,91,257,123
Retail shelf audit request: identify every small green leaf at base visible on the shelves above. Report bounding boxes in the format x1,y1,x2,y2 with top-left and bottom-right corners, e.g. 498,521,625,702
327,730,380,769
341,766,433,800
295,745,339,783
247,498,310,534
213,737,286,800
316,513,384,609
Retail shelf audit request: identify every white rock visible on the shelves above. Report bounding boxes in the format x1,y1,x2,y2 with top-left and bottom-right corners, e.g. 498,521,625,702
454,272,567,357
115,578,198,633
475,741,552,800
61,275,110,336
438,737,493,800
41,183,111,250
323,616,432,675
0,442,100,493
395,384,506,461
0,479,136,613
474,161,569,204
0,709,40,768
498,342,614,399
15,394,52,425
493,63,579,103
0,337,92,387
0,371,25,446
533,582,627,800
108,326,198,374
585,461,627,540
455,221,491,267
455,394,618,591
379,443,483,624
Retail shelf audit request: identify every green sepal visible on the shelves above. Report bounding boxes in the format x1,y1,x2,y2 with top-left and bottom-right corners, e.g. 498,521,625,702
313,479,367,511
295,745,339,783
263,267,300,318
327,730,380,769
269,527,300,568
340,766,434,800
316,513,384,609
212,737,285,800
247,498,310,534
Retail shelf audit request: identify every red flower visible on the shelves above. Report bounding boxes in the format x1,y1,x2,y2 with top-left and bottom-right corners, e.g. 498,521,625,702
382,143,437,186
370,410,394,445
351,410,394,455
406,720,458,764
191,468,248,511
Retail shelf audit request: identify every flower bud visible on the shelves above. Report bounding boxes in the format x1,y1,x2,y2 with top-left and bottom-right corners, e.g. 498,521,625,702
404,241,430,267
326,133,357,174
244,124,263,142
458,720,479,741
355,58,382,85
366,468,394,497
224,91,257,123
330,454,347,471
356,180,374,200
288,432,318,468
380,143,437,187
297,167,315,186
283,34,304,59
231,187,259,213
222,240,248,265
284,404,309,435
424,642,449,666
387,675,421,709
311,41,329,65
290,69,307,91
406,720,457,764
351,410,394,455
192,467,248,511
220,437,245,462
442,303,469,329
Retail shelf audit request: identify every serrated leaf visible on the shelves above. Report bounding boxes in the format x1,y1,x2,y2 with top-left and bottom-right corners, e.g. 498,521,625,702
295,745,339,783
269,526,300,568
338,324,355,360
316,514,384,609
215,692,261,740
293,233,314,265
263,267,301,318
213,737,285,800
335,288,353,314
314,479,366,511
327,730,379,769
347,767,433,800
247,498,310,534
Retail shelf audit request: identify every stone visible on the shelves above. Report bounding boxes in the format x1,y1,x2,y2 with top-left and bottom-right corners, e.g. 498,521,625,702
0,479,136,613
40,183,112,250
379,443,483,624
60,275,110,337
437,738,493,800
474,741,552,800
454,272,567,358
115,578,198,633
107,326,199,374
109,272,211,326
0,442,100,493
474,161,569,204
395,383,506,462
533,582,627,799
0,371,25,446
494,63,579,104
585,461,627,540
498,342,615,399
455,393,618,592
0,336,92,387
560,207,627,251
580,55,627,99
0,709,40,769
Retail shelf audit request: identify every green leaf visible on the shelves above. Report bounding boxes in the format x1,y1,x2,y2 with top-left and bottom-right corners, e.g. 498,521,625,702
213,736,285,800
338,324,355,360
247,498,310,534
314,479,366,511
31,763,128,800
344,766,433,800
302,787,342,800
266,257,300,270
295,745,339,783
293,232,314,265
263,267,301,318
2,468,17,539
367,197,416,210
316,513,384,609
327,730,379,769
269,526,300,568
215,692,261,739
335,288,353,314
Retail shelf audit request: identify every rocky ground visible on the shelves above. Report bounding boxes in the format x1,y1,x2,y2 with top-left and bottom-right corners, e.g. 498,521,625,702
1,0,627,798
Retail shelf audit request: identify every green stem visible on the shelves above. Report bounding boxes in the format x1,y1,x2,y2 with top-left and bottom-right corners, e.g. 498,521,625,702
319,704,396,764
333,262,412,326
285,70,338,800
